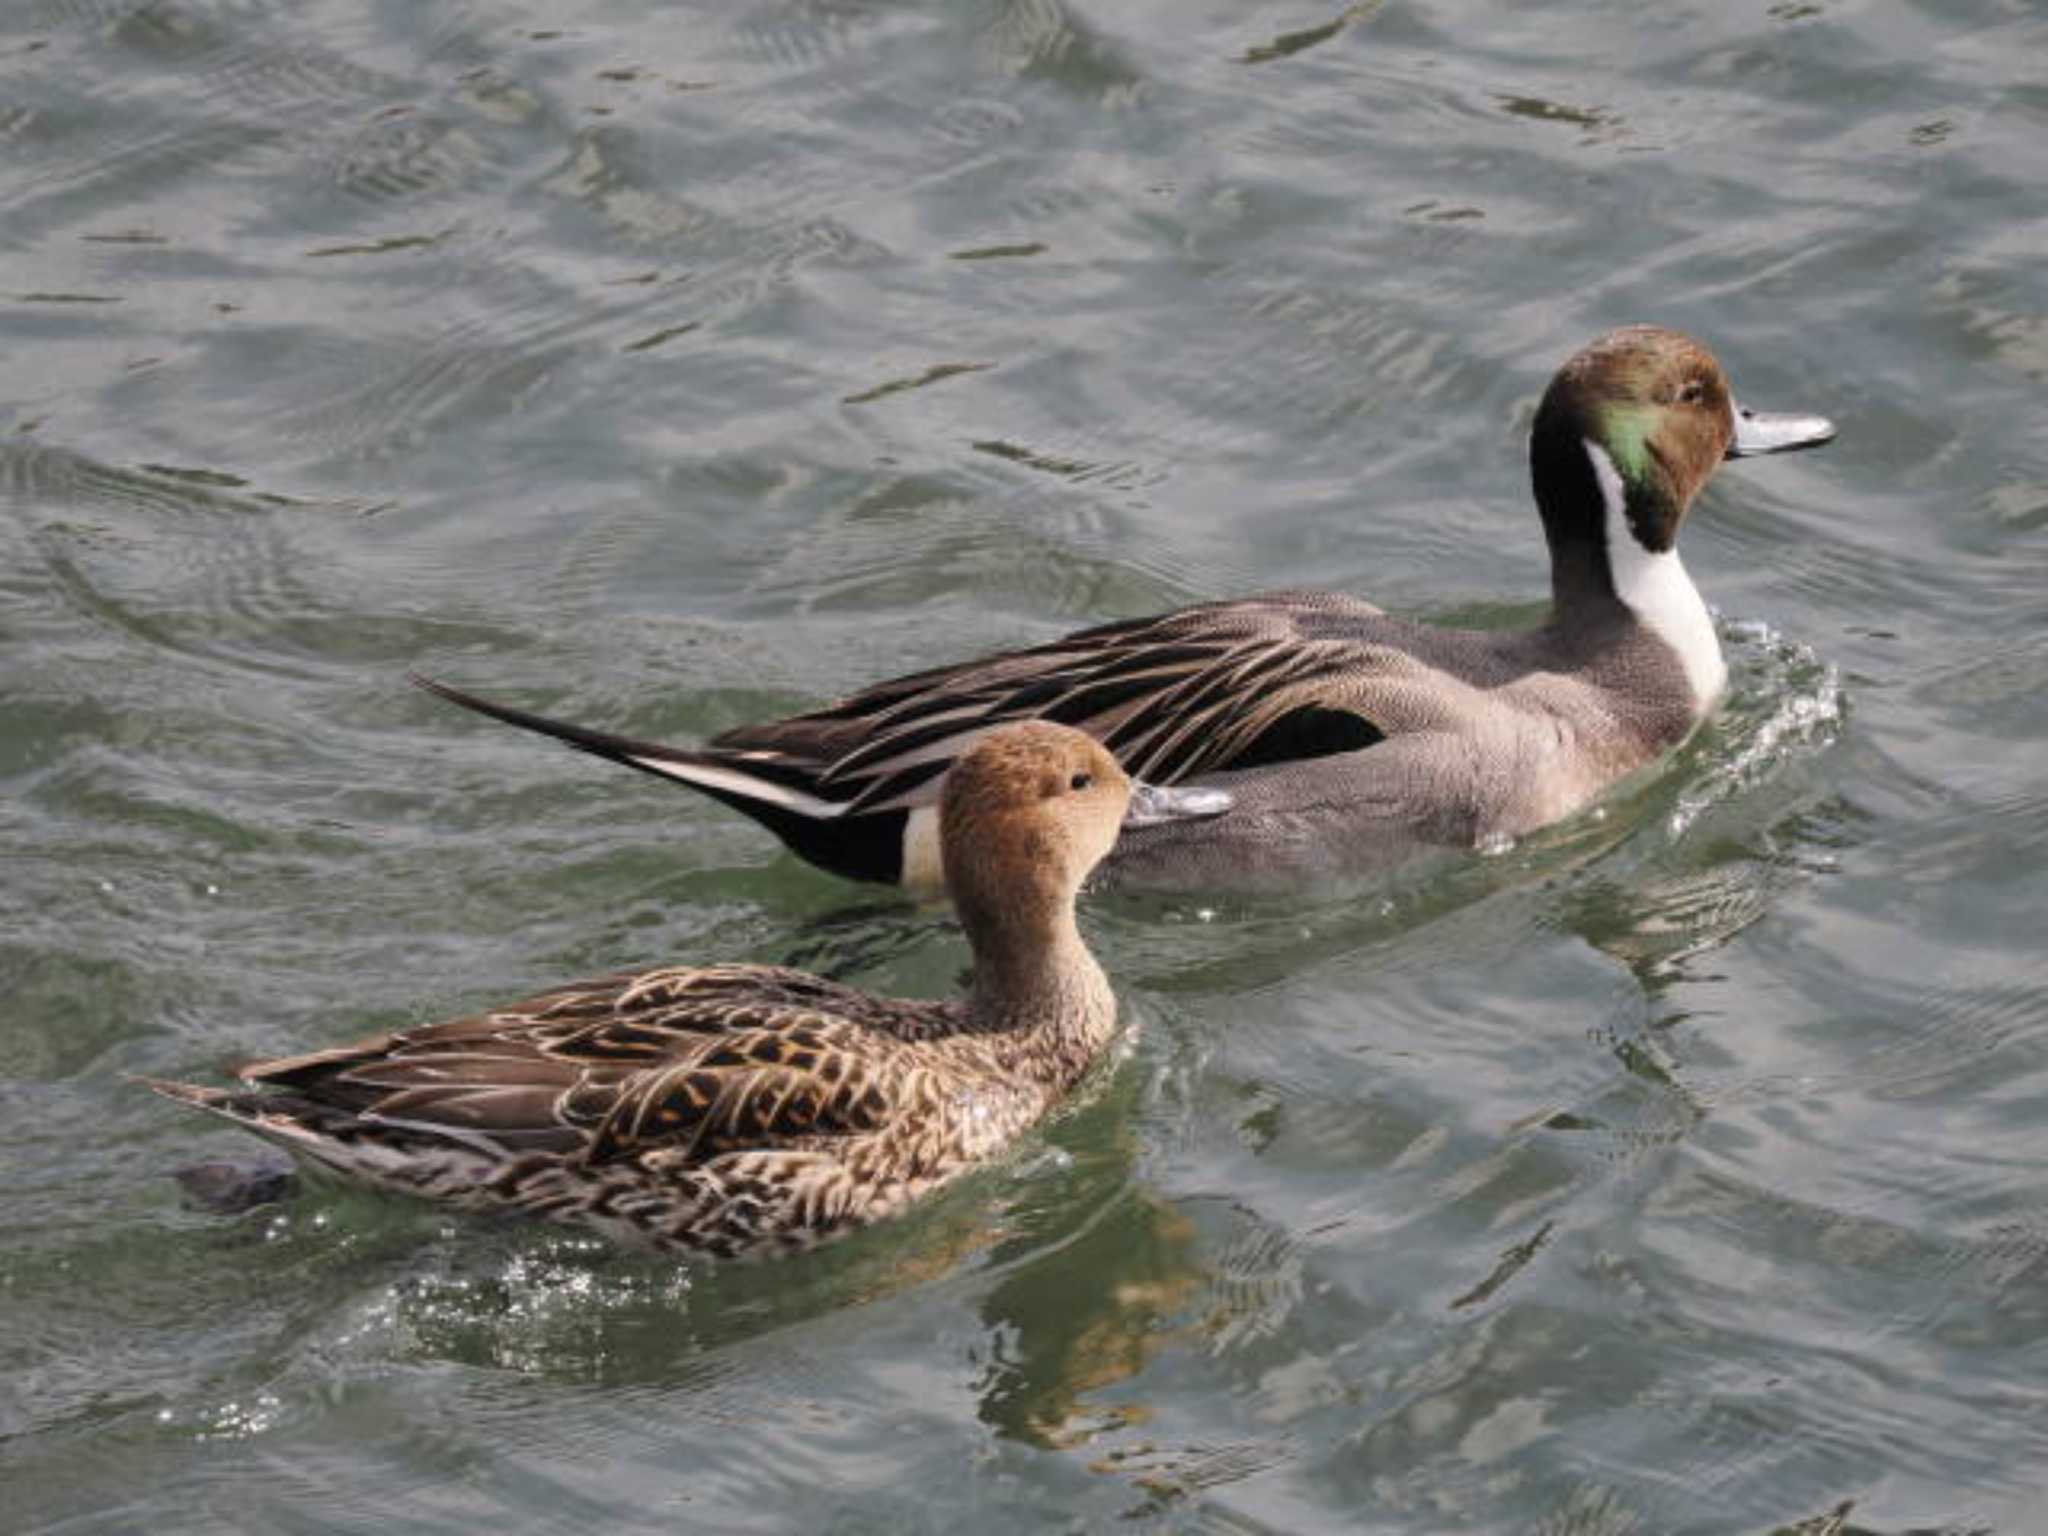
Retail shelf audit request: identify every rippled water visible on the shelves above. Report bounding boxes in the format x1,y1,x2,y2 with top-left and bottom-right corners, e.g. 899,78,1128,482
5,0,2046,1530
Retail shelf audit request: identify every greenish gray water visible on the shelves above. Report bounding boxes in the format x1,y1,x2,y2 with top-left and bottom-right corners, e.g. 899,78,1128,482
4,0,2045,1530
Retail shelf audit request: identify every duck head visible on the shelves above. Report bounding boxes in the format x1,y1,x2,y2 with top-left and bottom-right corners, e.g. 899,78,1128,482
1530,326,1834,600
939,723,1229,937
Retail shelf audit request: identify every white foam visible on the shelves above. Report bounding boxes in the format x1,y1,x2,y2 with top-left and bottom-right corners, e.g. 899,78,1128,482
1666,618,1844,840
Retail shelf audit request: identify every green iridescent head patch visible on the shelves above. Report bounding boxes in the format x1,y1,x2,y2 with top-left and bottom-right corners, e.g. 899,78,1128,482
1595,402,1658,485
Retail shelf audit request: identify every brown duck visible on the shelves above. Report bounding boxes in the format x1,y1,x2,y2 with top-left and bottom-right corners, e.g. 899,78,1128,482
148,723,1228,1258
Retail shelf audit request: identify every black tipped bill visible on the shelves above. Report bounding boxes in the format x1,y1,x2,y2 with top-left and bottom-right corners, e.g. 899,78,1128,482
1726,400,1836,459
1122,778,1233,829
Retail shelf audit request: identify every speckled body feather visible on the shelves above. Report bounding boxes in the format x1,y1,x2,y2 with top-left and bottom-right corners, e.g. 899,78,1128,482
154,962,1105,1259
149,724,1221,1259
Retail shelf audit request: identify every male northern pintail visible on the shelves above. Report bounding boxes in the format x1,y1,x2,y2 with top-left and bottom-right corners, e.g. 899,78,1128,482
417,326,1833,891
150,724,1227,1257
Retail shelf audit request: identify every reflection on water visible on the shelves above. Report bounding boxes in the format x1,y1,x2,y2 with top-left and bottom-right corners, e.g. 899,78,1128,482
975,1187,1205,1449
6,0,2048,1530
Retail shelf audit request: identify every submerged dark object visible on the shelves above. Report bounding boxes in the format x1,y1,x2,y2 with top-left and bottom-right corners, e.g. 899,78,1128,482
172,1157,299,1215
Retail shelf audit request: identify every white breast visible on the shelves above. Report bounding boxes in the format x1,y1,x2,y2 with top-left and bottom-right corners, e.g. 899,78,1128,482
1585,439,1728,708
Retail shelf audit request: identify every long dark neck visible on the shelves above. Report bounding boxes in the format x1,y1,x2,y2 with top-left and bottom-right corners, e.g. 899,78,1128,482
1531,413,1628,621
959,890,1115,1089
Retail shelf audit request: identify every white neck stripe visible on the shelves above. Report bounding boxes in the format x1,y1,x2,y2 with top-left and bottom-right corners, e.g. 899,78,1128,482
1584,439,1726,709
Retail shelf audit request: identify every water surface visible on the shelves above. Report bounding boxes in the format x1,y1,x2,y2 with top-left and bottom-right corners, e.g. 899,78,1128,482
5,1,2046,1531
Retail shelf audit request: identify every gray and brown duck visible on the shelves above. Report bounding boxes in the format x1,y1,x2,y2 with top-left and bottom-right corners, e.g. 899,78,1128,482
149,723,1227,1258
417,326,1834,891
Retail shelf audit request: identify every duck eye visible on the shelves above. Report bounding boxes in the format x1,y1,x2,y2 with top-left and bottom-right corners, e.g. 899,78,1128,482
1678,378,1706,405
1068,771,1094,792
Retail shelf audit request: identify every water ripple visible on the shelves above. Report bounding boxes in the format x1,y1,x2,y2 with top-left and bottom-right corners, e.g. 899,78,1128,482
6,0,2047,1530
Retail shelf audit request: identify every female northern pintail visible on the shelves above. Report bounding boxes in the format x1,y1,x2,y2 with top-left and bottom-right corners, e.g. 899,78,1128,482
150,724,1226,1257
417,326,1833,891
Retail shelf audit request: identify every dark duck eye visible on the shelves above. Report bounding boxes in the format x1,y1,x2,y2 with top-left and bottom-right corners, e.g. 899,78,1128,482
1678,378,1707,405
1069,771,1094,792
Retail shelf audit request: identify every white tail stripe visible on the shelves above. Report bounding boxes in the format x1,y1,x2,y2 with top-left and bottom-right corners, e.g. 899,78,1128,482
626,754,848,819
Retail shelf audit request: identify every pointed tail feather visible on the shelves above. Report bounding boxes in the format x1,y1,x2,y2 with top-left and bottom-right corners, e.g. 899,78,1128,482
140,1075,329,1156
138,1074,235,1111
141,1075,306,1138
410,672,871,816
410,675,914,884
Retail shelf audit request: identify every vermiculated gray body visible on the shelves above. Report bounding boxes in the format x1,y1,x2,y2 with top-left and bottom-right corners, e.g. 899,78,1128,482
1096,590,1703,888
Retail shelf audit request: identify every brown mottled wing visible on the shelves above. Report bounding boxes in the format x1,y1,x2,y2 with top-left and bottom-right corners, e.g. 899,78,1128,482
713,590,1397,812
239,964,953,1163
572,1020,923,1166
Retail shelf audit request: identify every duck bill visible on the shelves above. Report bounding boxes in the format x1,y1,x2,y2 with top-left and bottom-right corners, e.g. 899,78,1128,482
1122,779,1233,829
1726,400,1836,458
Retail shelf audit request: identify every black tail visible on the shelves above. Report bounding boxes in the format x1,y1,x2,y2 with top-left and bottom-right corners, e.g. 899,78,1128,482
410,675,911,884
